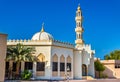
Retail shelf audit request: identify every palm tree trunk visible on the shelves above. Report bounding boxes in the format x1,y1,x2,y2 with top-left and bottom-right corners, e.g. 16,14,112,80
16,61,20,76
8,61,12,79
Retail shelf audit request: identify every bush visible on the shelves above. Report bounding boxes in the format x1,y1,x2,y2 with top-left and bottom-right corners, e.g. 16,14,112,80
102,74,108,78
100,73,108,78
21,70,32,80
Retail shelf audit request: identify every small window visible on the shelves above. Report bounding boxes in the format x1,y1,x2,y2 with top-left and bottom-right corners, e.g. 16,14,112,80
60,63,65,71
52,62,58,71
25,62,33,70
67,63,71,72
118,65,120,68
36,62,45,71
78,12,80,16
115,64,120,68
77,23,79,27
115,65,117,68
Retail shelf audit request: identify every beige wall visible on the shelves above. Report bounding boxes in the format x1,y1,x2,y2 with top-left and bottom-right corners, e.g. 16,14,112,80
101,60,120,78
0,34,7,81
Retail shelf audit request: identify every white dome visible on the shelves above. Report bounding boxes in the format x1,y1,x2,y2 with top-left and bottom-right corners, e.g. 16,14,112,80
32,31,54,41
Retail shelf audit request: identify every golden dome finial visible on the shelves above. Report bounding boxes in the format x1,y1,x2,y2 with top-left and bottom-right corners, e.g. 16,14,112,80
41,22,45,32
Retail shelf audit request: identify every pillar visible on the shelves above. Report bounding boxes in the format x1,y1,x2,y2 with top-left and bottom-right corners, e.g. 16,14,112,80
33,62,37,78
74,51,82,79
65,57,67,75
58,56,60,77
88,55,95,77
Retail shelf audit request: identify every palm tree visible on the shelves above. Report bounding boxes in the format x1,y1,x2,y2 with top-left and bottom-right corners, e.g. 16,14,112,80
6,43,36,77
104,50,120,60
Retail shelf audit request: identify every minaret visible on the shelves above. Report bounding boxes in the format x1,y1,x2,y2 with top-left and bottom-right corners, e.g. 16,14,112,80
75,4,84,48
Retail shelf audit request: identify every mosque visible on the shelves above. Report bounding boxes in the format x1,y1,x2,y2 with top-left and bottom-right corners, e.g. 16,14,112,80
6,5,95,80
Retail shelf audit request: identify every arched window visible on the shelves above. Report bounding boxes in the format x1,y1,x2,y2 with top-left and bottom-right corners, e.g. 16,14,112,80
77,34,81,39
60,55,65,71
76,22,79,27
79,22,81,27
52,54,58,71
25,62,33,70
36,53,45,71
78,12,81,16
67,56,71,72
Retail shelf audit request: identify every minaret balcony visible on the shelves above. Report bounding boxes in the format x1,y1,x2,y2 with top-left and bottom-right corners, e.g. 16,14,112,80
75,16,82,21
75,27,83,32
75,39,84,44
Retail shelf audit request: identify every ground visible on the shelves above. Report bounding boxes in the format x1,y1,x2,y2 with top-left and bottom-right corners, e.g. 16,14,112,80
5,79,120,82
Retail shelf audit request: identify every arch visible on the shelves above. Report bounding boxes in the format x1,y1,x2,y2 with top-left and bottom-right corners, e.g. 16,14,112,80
37,53,45,62
36,53,45,76
67,56,71,63
82,64,87,76
60,55,65,62
78,12,81,16
67,56,72,76
52,54,58,76
52,54,58,62
60,55,65,77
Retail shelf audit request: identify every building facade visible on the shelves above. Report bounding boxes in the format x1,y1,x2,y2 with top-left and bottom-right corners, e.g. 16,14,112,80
101,60,120,78
6,5,95,80
0,33,7,81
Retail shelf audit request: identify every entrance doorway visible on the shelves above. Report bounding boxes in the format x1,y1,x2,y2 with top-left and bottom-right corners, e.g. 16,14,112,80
82,64,87,76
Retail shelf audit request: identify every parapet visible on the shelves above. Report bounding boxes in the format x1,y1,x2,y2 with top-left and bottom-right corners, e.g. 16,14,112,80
7,39,52,46
7,39,75,49
53,40,74,49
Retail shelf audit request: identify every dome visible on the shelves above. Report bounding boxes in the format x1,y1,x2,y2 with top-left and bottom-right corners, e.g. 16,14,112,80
31,24,54,41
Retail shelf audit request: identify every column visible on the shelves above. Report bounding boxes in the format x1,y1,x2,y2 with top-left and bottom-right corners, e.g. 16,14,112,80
33,62,37,78
65,57,67,75
90,56,95,77
58,57,60,77
71,56,73,78
74,51,82,79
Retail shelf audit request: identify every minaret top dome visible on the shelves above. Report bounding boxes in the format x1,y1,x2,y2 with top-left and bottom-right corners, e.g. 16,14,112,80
77,4,81,10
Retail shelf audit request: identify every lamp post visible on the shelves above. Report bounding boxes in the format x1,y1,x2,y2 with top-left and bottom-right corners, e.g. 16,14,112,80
66,66,70,82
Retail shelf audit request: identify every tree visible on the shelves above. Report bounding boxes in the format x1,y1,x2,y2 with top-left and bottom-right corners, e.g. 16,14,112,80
104,50,120,60
6,43,36,77
94,59,105,78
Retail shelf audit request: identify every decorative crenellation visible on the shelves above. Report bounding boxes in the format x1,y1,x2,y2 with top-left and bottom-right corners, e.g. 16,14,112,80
83,44,92,51
7,39,38,42
7,39,75,48
7,39,52,42
83,44,95,55
53,40,74,48
53,40,74,46
7,39,53,46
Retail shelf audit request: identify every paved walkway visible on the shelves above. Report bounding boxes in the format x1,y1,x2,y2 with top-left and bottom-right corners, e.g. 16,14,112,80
5,79,120,82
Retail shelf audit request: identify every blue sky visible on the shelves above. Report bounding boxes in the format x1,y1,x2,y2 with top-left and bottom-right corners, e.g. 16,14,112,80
0,0,120,59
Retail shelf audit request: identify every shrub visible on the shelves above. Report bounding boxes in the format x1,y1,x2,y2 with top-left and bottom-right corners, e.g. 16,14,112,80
21,70,32,80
